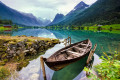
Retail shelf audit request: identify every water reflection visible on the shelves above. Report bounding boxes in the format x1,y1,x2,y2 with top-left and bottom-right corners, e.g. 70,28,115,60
16,43,64,80
12,29,57,39
4,28,120,80
0,28,13,36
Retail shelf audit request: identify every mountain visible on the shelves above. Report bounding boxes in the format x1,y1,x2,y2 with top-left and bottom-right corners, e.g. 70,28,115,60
67,1,89,16
38,17,51,26
0,1,44,26
48,13,64,26
74,1,89,10
55,0,120,26
51,1,89,26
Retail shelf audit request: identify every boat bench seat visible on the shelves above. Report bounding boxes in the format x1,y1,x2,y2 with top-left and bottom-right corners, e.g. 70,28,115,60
73,46,85,52
66,50,83,57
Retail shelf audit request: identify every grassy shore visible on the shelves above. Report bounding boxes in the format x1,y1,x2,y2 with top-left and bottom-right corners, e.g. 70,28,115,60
0,35,59,79
72,24,120,34
0,27,11,32
0,35,58,41
46,24,120,34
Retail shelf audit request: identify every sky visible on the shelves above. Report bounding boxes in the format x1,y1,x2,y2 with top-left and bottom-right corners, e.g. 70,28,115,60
0,0,97,20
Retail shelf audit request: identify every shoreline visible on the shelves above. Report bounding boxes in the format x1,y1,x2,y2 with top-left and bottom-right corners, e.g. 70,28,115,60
0,35,59,79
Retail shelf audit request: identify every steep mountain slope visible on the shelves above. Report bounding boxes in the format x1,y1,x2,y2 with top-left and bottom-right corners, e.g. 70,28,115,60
48,13,64,26
60,1,89,26
57,0,120,26
66,1,89,17
51,1,89,26
0,1,43,26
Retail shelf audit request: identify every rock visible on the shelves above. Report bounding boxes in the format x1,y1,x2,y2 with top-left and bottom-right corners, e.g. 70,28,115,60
32,44,38,49
9,50,15,54
32,50,37,55
7,55,13,58
13,54,16,57
8,44,17,50
23,39,28,42
17,41,25,47
23,50,29,53
3,43,7,46
30,48,34,52
16,50,21,55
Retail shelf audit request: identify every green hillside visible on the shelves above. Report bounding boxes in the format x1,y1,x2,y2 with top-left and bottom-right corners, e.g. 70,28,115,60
57,0,120,26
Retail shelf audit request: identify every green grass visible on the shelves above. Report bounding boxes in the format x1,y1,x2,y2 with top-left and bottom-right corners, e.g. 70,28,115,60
18,27,24,28
0,26,12,31
101,24,120,30
0,27,5,31
83,24,120,34
84,24,120,30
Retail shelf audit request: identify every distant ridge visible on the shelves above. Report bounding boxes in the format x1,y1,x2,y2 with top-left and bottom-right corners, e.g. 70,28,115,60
48,13,64,26
0,1,50,26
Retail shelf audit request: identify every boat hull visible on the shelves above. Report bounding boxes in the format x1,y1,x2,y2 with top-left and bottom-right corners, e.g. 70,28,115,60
43,39,92,71
43,51,90,71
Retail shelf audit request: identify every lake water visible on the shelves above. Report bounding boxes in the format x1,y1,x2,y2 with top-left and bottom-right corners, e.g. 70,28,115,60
1,28,120,80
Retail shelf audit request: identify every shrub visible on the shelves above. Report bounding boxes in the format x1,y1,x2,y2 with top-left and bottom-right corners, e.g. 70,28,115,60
84,52,120,80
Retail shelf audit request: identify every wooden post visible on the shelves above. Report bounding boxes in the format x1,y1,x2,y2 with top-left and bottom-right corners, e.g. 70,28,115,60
63,36,71,46
86,44,97,64
40,56,47,80
70,37,71,45
64,39,67,47
68,37,69,45
68,38,69,45
86,44,97,76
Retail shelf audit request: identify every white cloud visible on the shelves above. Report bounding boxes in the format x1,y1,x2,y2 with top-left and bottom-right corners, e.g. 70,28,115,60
0,0,97,19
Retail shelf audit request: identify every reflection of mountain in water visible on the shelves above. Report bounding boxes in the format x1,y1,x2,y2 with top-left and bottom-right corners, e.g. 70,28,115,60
12,29,57,39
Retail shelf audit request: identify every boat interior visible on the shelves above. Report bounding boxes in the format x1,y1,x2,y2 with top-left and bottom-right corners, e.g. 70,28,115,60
47,40,92,62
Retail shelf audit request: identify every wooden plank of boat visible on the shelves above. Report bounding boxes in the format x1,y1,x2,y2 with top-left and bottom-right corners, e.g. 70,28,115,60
43,39,92,71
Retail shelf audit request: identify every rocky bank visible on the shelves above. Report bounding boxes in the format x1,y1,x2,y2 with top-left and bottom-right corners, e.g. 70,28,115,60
0,35,59,79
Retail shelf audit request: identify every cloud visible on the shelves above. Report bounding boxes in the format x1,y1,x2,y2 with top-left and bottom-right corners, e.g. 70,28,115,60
0,0,97,19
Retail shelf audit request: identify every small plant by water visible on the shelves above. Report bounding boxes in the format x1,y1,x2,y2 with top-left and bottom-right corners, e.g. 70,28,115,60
84,52,120,80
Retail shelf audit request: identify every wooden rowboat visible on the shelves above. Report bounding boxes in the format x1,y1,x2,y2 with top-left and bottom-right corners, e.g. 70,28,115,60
43,39,92,71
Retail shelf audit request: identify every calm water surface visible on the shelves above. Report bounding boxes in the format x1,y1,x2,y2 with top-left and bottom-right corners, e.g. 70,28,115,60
2,28,120,80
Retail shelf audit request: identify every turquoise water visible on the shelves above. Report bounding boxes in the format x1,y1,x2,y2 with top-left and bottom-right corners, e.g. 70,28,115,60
12,28,120,56
3,28,120,80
